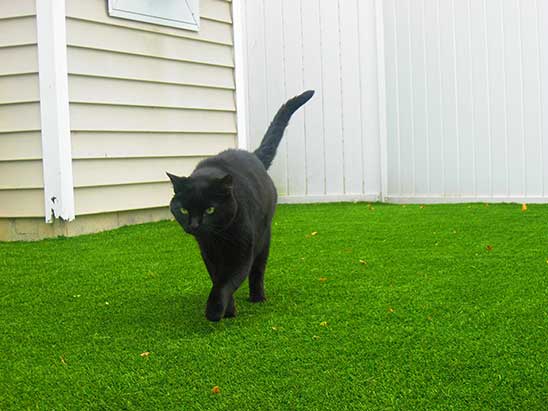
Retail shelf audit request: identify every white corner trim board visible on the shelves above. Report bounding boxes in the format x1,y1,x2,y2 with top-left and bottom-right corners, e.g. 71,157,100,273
374,0,388,202
232,0,249,150
36,0,75,223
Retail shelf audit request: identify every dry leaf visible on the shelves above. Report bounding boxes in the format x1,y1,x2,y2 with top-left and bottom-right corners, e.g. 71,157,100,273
320,321,328,327
140,351,150,357
420,205,425,209
60,355,67,366
359,259,367,265
388,307,395,313
486,245,493,252
521,203,527,212
311,231,318,236
319,277,328,283
211,386,221,394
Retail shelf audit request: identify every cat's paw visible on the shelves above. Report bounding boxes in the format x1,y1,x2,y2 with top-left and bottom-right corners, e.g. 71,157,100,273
205,301,225,322
249,294,266,303
224,299,237,318
223,308,237,318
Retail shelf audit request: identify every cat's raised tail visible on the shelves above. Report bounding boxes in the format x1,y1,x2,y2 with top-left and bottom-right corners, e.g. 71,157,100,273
254,90,315,170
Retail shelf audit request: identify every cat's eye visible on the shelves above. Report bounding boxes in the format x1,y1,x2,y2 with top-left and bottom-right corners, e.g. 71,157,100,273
180,208,189,215
205,207,215,215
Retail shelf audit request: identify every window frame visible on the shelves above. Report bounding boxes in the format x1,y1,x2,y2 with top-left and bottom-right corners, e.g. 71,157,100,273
107,0,200,32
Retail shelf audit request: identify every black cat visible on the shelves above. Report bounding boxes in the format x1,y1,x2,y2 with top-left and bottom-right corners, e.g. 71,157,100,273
167,90,315,321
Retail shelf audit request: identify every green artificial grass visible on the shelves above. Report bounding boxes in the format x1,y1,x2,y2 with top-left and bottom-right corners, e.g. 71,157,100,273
1,203,547,410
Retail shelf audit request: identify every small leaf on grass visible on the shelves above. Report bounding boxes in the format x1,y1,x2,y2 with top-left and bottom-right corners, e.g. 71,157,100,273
60,355,67,366
319,277,328,283
311,231,318,236
486,245,493,252
140,351,150,358
521,203,527,212
271,326,279,331
359,259,367,265
420,205,425,209
320,321,328,327
211,386,221,394
388,307,395,313
312,335,320,340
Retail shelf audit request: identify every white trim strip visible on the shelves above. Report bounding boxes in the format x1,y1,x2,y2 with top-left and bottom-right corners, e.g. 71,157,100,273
232,0,248,150
384,195,548,204
279,194,381,204
36,0,75,222
375,0,388,201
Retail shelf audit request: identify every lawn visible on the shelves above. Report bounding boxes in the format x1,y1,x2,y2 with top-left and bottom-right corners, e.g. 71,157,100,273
1,203,547,410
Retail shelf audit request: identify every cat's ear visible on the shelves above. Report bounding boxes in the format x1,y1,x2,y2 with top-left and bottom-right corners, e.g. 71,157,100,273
166,172,188,192
217,174,233,195
220,174,233,189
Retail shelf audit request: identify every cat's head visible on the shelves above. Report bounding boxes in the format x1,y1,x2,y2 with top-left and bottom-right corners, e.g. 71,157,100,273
166,172,236,236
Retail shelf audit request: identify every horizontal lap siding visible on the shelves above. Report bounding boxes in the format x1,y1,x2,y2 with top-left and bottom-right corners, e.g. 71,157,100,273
65,0,237,215
66,0,233,45
0,4,43,218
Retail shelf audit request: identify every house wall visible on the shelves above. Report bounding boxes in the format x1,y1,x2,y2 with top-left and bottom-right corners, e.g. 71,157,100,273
65,0,237,216
382,0,548,202
242,0,382,202
0,0,44,218
0,0,237,241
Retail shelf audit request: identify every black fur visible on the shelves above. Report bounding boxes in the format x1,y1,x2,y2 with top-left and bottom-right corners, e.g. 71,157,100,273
167,90,314,321
254,90,315,169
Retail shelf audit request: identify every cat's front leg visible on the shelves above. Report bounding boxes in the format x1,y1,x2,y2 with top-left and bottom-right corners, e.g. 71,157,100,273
205,264,250,322
205,286,229,322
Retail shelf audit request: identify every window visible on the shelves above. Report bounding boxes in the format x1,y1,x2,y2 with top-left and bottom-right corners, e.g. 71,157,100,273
108,0,200,31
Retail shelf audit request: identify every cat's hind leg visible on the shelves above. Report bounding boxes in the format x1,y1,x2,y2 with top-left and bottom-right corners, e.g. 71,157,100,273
249,236,270,303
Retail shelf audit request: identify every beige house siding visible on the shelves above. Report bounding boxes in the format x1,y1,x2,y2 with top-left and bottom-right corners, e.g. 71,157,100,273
0,0,44,219
0,0,237,240
65,0,237,216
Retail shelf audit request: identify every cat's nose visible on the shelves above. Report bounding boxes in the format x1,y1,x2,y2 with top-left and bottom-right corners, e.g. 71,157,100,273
189,218,200,230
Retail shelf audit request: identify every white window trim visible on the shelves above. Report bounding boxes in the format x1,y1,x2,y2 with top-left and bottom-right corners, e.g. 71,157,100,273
36,0,75,223
233,0,248,150
107,0,200,32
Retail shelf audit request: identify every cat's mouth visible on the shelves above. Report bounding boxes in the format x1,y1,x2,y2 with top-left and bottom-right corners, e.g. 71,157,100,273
185,225,204,236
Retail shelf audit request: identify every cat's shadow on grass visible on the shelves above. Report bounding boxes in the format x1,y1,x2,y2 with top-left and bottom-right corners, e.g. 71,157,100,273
115,288,271,337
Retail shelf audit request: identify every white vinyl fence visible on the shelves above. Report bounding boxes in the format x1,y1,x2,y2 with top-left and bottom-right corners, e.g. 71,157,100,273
238,0,548,203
